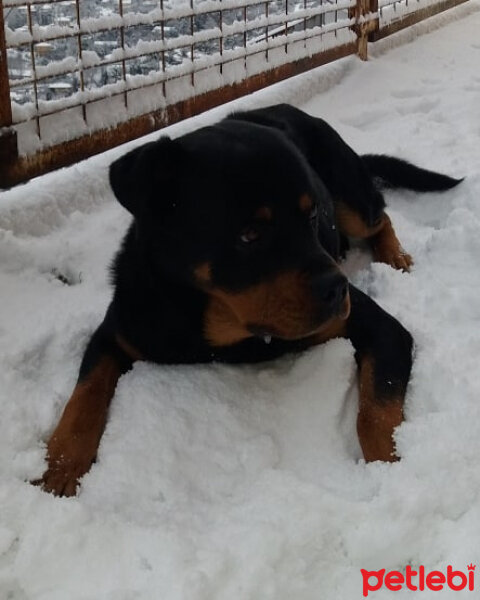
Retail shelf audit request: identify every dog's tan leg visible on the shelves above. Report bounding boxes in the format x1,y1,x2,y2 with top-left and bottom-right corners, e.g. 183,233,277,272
341,286,412,462
336,202,413,271
369,213,413,272
356,356,404,462
38,355,122,496
35,325,140,497
305,286,409,463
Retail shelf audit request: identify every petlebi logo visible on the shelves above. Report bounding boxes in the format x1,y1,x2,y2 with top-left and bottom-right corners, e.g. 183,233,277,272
361,564,476,597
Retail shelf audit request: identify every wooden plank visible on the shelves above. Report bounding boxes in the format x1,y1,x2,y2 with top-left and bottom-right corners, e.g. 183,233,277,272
0,41,357,187
351,0,379,61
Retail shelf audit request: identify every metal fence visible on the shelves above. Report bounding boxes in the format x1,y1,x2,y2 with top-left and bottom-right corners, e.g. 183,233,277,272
0,0,468,187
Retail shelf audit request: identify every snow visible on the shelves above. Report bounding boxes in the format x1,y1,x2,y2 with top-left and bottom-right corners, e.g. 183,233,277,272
378,0,450,27
1,1,480,597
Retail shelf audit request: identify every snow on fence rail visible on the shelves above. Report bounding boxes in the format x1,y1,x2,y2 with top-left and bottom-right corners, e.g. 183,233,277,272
0,0,469,186
373,0,467,36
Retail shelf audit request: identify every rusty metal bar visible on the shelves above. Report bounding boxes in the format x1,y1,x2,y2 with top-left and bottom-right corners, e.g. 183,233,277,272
303,0,307,46
265,0,269,62
160,0,166,99
74,0,87,124
0,0,18,170
367,0,379,40
26,2,40,137
0,0,12,128
219,2,224,74
190,0,194,87
243,4,247,72
118,0,128,110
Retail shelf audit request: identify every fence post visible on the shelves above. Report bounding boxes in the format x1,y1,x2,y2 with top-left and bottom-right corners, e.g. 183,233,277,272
353,0,379,60
0,0,18,187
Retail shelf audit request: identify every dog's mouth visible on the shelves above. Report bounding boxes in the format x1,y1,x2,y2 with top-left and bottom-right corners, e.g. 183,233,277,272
247,289,351,343
202,267,350,348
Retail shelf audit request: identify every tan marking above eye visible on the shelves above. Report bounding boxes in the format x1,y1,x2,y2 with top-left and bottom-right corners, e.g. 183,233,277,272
254,206,272,221
299,193,313,213
194,261,212,285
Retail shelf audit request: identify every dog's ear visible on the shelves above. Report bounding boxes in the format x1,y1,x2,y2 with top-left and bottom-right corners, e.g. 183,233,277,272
109,136,182,217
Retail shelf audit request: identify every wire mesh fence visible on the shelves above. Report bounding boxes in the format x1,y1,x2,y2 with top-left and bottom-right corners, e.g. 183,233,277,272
374,0,466,37
0,0,469,186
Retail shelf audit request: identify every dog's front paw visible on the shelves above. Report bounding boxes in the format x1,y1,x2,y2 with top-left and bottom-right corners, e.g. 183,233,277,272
369,213,413,272
375,246,413,272
34,460,86,497
33,434,97,497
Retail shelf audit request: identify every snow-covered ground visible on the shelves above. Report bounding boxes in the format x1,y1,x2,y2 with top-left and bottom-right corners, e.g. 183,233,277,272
1,2,480,598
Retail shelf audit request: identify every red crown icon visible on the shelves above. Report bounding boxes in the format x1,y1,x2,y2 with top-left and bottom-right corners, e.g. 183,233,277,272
467,564,476,571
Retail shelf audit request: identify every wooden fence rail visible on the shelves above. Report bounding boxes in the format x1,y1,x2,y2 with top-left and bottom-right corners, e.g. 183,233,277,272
0,0,468,187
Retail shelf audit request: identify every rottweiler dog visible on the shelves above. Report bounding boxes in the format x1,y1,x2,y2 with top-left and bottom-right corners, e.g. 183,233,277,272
37,104,461,496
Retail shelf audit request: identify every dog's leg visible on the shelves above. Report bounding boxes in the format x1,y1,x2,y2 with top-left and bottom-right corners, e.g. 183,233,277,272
368,213,413,272
346,285,413,461
336,203,413,271
37,323,136,496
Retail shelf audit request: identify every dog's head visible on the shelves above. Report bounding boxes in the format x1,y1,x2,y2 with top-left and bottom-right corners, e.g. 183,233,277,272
110,120,350,347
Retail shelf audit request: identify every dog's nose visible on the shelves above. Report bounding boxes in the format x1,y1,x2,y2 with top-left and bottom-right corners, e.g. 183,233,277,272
311,269,348,312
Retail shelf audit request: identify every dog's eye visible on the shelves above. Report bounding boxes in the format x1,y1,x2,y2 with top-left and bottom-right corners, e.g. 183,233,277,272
309,204,318,220
239,226,261,244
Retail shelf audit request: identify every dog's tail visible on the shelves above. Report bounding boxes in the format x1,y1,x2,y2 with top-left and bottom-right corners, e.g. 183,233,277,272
362,154,463,192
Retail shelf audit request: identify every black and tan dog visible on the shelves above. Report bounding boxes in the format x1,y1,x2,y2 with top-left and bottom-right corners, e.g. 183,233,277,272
37,104,461,496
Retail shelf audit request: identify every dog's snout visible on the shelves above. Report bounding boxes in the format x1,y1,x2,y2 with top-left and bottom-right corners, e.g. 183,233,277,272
311,269,348,312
